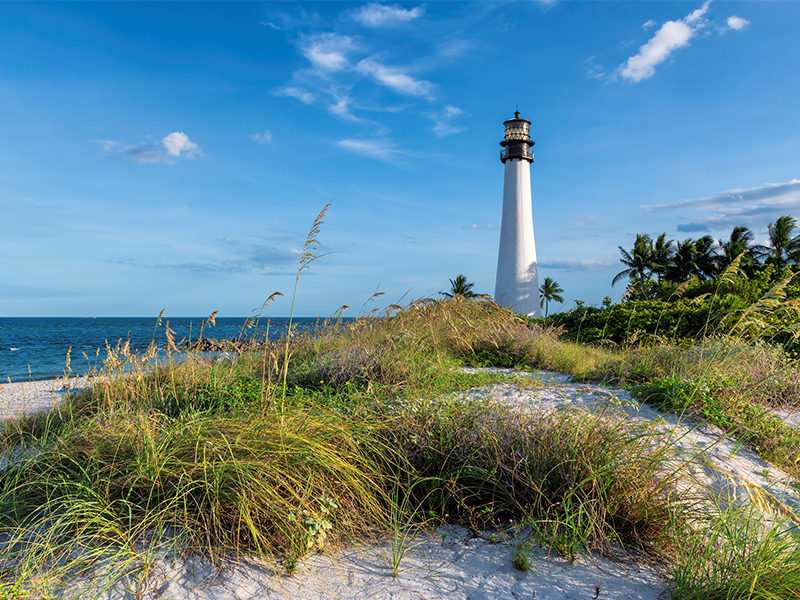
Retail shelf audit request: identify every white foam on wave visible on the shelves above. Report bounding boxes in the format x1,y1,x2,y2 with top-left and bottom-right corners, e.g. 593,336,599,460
9,348,20,351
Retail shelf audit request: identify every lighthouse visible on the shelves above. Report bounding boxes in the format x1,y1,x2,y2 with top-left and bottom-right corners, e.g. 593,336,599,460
494,110,541,317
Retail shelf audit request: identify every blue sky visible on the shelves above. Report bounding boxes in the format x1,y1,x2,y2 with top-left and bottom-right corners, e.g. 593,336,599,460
1,1,798,318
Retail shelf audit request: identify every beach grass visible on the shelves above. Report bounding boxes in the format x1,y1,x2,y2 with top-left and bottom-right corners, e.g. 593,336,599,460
0,297,688,595
2,294,798,598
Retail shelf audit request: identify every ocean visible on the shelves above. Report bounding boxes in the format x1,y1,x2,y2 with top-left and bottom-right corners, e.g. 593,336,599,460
0,316,329,383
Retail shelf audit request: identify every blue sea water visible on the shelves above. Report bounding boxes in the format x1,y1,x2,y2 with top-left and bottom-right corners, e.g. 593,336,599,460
0,317,326,383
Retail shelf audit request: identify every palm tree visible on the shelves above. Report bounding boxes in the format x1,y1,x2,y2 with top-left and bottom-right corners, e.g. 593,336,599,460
718,225,756,270
694,235,720,280
651,232,674,294
441,274,475,298
754,215,800,269
666,239,699,282
539,277,564,317
612,233,654,300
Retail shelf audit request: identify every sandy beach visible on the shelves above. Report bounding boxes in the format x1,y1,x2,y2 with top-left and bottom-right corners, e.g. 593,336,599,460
3,368,798,599
114,525,666,600
0,377,94,421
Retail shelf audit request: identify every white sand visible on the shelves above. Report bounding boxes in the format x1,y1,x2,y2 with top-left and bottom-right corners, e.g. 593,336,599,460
5,368,799,599
115,525,665,600
0,377,93,420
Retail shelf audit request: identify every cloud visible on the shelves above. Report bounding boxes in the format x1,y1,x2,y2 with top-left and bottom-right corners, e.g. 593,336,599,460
153,260,247,273
162,132,202,158
328,94,364,122
274,33,367,121
644,180,800,233
458,223,496,230
644,180,800,212
352,3,425,27
572,213,600,227
299,32,358,72
336,138,402,161
217,237,239,245
431,105,464,137
118,143,164,164
437,38,472,58
726,16,750,31
357,59,435,97
677,222,712,233
102,132,203,164
93,139,119,152
584,57,606,80
260,8,326,32
250,245,302,269
249,130,273,145
642,20,656,30
539,259,614,271
273,4,459,126
276,86,318,105
617,1,723,82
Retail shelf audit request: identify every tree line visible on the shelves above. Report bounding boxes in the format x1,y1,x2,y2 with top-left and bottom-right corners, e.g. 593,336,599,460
613,215,800,300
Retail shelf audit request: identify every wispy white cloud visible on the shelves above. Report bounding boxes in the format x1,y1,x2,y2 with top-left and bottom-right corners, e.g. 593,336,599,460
726,16,750,31
276,86,318,105
584,57,606,80
601,2,751,83
618,1,711,82
272,5,464,135
458,223,496,230
336,138,402,161
644,180,800,212
437,37,472,58
273,32,369,121
259,8,326,31
357,58,435,97
539,259,614,271
249,130,273,145
299,32,358,72
99,132,203,164
352,3,425,27
93,139,119,152
153,260,248,273
250,245,302,269
431,105,464,137
118,143,163,164
643,180,800,233
328,94,366,122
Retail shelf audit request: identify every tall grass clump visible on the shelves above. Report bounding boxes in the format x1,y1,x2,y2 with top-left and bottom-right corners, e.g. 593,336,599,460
0,384,390,590
386,394,688,561
286,296,604,394
671,503,800,599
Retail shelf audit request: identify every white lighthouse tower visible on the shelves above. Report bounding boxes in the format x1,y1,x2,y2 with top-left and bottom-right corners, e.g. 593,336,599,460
494,110,541,317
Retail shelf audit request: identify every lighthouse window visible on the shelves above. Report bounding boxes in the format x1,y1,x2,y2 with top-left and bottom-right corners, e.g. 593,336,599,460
505,121,529,140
